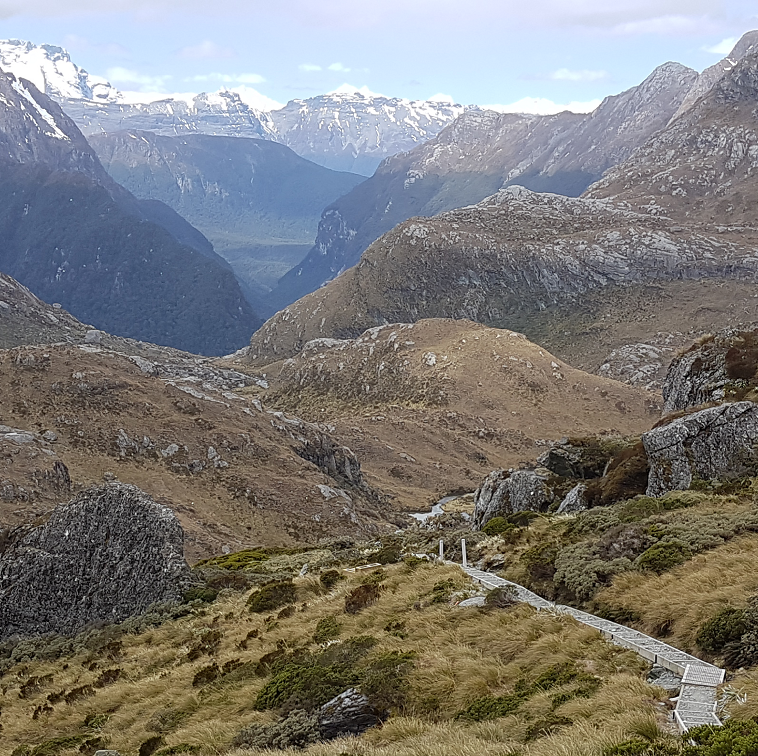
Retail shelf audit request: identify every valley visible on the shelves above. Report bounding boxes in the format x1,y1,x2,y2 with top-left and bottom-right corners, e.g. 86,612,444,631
3,24,758,756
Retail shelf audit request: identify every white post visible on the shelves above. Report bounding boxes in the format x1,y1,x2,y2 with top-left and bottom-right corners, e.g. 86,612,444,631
439,539,444,561
461,539,467,568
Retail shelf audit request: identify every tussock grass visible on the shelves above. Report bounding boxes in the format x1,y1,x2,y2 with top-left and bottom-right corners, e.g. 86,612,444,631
0,563,665,756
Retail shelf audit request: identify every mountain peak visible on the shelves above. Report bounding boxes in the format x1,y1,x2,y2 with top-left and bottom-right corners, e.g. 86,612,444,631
0,38,120,103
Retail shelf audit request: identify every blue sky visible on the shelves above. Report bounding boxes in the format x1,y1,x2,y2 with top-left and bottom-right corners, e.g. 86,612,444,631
0,0,756,110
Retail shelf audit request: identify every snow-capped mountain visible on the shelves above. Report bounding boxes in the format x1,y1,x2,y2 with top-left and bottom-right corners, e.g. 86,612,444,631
63,89,276,141
0,39,119,102
269,87,477,174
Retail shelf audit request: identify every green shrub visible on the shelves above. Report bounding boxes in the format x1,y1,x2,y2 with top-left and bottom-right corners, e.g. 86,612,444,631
185,629,223,661
10,736,105,756
345,584,381,614
196,549,269,571
360,569,386,586
604,740,680,756
428,579,458,604
683,718,758,755
484,586,519,609
457,692,526,721
360,651,415,711
248,581,297,613
696,607,747,655
521,542,560,583
402,556,427,571
319,570,345,590
383,619,407,638
313,616,342,644
233,709,320,749
254,662,360,711
182,587,218,604
635,541,692,573
373,544,402,564
481,517,516,537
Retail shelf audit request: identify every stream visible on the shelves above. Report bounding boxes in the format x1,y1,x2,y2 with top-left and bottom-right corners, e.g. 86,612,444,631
409,495,463,523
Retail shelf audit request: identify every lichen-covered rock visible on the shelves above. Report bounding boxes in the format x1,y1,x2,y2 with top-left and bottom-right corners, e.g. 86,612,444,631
318,688,383,739
0,483,190,639
642,402,758,496
663,329,758,413
537,440,615,480
473,469,555,528
557,484,589,514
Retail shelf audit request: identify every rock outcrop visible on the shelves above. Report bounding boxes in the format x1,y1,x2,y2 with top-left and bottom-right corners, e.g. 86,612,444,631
663,330,758,413
557,484,589,514
473,469,555,527
318,688,383,739
0,483,191,639
643,402,758,497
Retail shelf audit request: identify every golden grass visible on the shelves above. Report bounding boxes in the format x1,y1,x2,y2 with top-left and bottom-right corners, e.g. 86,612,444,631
596,533,758,652
0,563,665,756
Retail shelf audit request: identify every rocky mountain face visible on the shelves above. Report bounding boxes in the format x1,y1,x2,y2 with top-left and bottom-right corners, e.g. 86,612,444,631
64,89,276,141
269,90,473,175
0,71,259,355
266,63,697,310
589,50,758,230
0,342,393,559
0,271,88,348
0,483,190,639
0,38,119,102
248,318,658,508
89,131,364,307
249,186,758,366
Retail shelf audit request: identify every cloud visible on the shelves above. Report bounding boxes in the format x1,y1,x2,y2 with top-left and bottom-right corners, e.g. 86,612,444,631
178,40,235,59
428,93,456,103
550,68,608,82
106,66,172,90
185,72,265,84
483,96,602,116
231,85,284,111
62,34,130,57
299,63,322,72
609,14,716,36
327,62,350,72
704,36,738,54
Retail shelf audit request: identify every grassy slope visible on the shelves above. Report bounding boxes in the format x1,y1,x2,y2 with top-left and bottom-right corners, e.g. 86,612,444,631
0,562,672,756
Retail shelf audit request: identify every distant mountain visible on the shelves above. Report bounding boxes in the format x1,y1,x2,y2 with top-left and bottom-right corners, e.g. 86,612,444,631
265,62,697,311
64,90,276,141
0,39,119,102
269,89,474,175
90,130,365,309
0,71,259,355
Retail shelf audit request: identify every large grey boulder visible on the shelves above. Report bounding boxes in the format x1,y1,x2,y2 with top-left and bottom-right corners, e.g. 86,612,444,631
642,402,758,497
557,484,589,514
318,688,383,739
0,483,191,639
473,469,555,528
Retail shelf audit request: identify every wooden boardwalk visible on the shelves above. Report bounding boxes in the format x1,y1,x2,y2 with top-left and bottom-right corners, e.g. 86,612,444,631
461,565,724,732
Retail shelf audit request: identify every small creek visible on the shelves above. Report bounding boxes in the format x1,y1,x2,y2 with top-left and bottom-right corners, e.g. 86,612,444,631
409,495,464,523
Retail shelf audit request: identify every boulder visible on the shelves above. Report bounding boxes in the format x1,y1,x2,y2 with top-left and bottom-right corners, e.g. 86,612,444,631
537,440,613,479
473,469,555,528
318,688,383,739
642,401,758,497
557,484,589,514
663,329,758,413
0,483,191,639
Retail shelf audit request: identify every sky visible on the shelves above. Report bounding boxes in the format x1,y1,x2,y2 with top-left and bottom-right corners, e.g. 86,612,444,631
0,0,756,112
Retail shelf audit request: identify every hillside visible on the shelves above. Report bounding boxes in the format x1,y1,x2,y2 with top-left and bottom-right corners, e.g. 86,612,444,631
90,132,364,305
249,187,758,373
0,342,394,560
246,319,658,507
266,62,697,309
0,71,259,355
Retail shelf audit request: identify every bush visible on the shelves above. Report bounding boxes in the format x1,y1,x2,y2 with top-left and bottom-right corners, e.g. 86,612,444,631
185,629,223,661
313,616,342,644
484,585,519,609
360,651,415,711
319,570,345,590
345,584,381,614
182,587,218,604
684,718,758,755
196,549,269,571
635,541,692,573
233,709,320,749
402,556,427,571
481,517,516,537
521,541,560,583
254,662,360,711
428,579,458,605
373,544,402,564
696,607,747,655
248,581,297,613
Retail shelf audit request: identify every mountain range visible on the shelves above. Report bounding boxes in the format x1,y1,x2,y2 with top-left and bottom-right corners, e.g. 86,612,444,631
0,70,259,355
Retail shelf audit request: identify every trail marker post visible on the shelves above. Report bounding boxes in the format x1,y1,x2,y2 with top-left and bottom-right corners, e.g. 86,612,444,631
439,539,444,561
461,539,467,568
